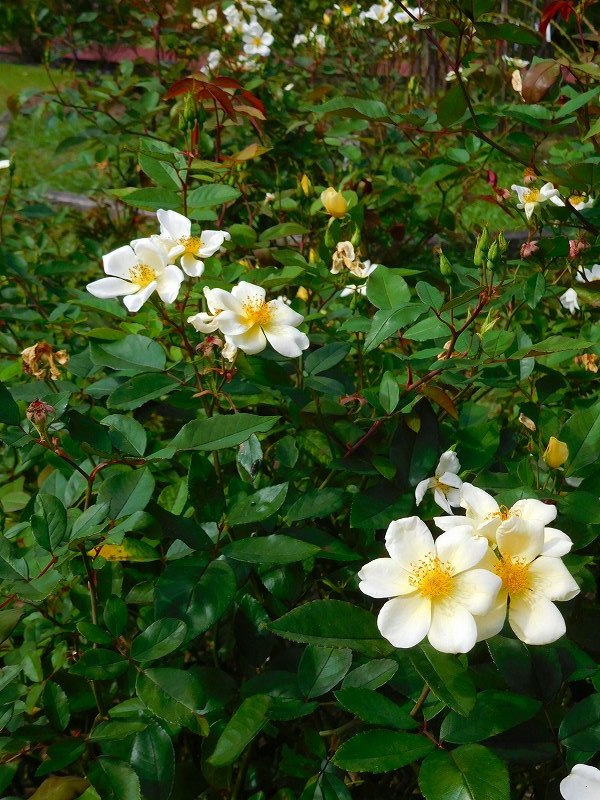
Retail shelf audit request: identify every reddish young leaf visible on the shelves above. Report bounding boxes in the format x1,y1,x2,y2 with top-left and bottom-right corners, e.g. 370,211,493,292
522,59,561,104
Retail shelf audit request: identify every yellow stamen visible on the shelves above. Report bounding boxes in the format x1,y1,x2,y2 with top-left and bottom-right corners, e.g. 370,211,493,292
242,296,273,327
129,263,157,288
523,189,540,203
495,557,530,596
486,505,515,522
409,554,454,600
569,195,584,206
179,235,203,256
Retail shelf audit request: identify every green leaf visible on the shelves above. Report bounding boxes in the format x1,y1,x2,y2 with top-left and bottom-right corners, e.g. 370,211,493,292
416,281,444,309
410,643,476,716
366,267,411,309
304,343,351,376
186,183,241,208
285,488,346,522
29,776,90,800
437,84,468,127
342,659,398,690
335,688,418,730
0,381,20,426
154,559,236,640
305,96,396,122
103,595,128,637
270,600,393,658
42,681,70,731
70,502,110,541
131,721,175,800
136,668,208,735
108,187,180,212
259,222,308,241
481,330,515,357
224,534,320,564
364,305,424,352
101,414,147,456
440,690,541,743
97,467,155,519
475,21,540,45
89,758,141,800
561,402,600,475
524,273,546,309
298,646,352,699
333,730,434,773
559,694,600,751
108,373,180,411
90,336,166,374
138,140,180,188
208,695,272,767
379,371,399,414
172,413,279,451
419,744,510,800
130,619,187,662
31,494,68,552
89,720,147,742
227,483,288,525
556,87,600,119
70,649,129,680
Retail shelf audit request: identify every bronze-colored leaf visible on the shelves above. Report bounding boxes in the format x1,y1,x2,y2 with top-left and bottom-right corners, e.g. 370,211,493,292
521,59,561,104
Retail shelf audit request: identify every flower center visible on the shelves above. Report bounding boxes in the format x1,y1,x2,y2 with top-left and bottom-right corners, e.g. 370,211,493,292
569,195,584,206
179,235,203,256
523,189,540,203
242,296,273,327
495,557,530,596
486,504,514,522
129,263,157,288
409,554,454,600
253,36,263,46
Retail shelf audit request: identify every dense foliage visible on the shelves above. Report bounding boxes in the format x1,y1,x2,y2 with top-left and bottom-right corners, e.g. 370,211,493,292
0,1,599,799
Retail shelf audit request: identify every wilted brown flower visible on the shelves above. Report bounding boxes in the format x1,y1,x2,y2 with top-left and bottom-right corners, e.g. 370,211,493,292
21,341,68,381
26,400,56,441
518,413,536,432
574,353,599,373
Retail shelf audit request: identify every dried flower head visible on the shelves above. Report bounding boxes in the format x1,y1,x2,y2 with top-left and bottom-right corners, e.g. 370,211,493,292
21,341,69,381
574,353,599,373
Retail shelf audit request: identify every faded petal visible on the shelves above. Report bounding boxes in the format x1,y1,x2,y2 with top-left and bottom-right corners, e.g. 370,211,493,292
188,312,220,333
432,488,453,515
528,557,580,602
509,592,566,645
496,517,545,563
102,245,137,278
123,282,157,313
358,558,414,598
157,208,191,241
560,764,600,800
451,568,502,615
180,252,205,277
436,450,460,477
415,478,432,506
264,324,309,357
229,325,268,355
428,599,477,654
435,526,489,574
384,517,435,569
156,265,184,304
541,527,573,558
475,589,508,642
87,276,137,299
377,594,431,649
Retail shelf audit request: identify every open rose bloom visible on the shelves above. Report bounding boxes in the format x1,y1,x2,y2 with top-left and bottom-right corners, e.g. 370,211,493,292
560,764,600,800
358,517,501,654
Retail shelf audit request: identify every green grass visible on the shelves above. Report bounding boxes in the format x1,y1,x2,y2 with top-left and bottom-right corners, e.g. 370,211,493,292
1,62,108,195
0,63,62,112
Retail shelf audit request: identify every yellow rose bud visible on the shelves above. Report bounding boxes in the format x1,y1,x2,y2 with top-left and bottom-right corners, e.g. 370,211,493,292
300,174,312,196
543,436,569,469
296,286,309,301
308,247,318,264
323,11,332,25
320,187,348,218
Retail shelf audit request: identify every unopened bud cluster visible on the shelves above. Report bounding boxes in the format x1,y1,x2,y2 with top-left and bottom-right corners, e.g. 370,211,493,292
474,226,507,271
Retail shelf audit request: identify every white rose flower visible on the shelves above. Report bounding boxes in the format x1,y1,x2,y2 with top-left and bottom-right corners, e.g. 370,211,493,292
474,519,579,645
567,194,594,211
560,764,600,800
560,287,580,315
511,182,563,220
0,159,10,170
415,450,463,514
361,1,392,23
435,483,566,547
502,55,529,69
156,209,230,278
257,1,281,21
87,238,183,313
189,281,309,358
242,21,274,56
358,517,501,654
576,264,600,282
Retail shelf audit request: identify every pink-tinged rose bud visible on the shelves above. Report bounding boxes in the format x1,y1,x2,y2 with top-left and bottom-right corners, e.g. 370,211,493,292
523,168,536,184
26,400,56,441
568,239,589,260
520,240,539,258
